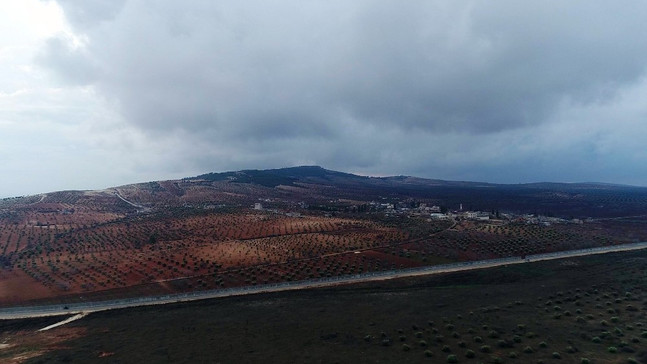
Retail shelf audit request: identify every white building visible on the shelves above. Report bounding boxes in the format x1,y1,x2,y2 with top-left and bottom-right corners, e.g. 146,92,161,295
430,213,448,220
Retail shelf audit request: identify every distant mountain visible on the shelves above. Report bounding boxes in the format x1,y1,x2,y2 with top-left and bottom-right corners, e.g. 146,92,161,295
3,166,647,218
193,166,365,187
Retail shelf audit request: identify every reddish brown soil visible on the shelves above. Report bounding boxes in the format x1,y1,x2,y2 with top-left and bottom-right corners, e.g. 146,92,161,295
2,189,645,306
0,270,54,304
0,206,413,305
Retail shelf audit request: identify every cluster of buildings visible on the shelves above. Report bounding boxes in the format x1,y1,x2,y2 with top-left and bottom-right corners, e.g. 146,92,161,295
252,198,584,227
370,200,584,226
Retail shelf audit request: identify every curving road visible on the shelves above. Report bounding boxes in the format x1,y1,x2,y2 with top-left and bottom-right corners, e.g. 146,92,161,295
1,242,646,321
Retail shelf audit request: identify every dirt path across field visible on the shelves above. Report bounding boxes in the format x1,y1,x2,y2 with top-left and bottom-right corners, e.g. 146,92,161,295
37,313,87,331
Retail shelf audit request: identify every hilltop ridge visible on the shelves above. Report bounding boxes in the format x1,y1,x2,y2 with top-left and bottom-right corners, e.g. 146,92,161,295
3,165,647,219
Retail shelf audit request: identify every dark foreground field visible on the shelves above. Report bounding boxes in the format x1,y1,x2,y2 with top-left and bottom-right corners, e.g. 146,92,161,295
2,250,646,364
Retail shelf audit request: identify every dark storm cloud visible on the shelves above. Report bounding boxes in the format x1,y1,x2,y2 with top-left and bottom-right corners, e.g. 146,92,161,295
45,1,647,133
37,0,647,184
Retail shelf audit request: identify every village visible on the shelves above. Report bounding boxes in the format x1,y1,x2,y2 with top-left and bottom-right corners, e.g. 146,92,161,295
251,198,586,228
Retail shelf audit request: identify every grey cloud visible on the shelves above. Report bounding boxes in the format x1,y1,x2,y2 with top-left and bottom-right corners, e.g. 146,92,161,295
36,34,101,86
45,1,647,136
52,0,126,31
33,0,647,186
329,1,647,133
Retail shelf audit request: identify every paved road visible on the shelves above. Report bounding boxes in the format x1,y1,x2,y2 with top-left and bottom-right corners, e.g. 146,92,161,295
1,242,645,321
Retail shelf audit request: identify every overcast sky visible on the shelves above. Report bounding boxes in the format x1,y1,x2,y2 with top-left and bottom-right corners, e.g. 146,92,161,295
2,0,647,197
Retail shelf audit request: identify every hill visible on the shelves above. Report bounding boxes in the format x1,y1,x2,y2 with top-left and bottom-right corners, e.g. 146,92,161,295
134,166,647,218
0,166,646,306
6,165,645,218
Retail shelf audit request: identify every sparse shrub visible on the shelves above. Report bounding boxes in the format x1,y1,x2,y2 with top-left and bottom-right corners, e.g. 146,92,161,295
523,346,534,354
473,336,483,343
480,345,491,353
608,346,618,353
419,340,428,347
580,358,590,364
399,335,406,342
465,349,475,358
552,352,561,359
424,350,433,357
402,344,411,351
441,345,450,352
591,336,601,343
539,341,547,348
509,351,518,358
446,354,458,363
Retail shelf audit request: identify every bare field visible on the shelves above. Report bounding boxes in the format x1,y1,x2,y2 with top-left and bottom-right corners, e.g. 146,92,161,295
0,202,417,305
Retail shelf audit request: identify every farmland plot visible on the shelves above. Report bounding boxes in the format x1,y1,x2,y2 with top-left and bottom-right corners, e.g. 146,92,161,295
0,209,418,305
2,191,646,306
